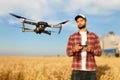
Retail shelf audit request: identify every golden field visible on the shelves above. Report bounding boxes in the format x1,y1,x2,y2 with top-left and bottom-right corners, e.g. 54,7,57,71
0,56,120,80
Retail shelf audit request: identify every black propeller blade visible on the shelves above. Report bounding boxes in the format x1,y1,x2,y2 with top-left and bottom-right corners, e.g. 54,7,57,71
59,20,69,24
9,13,27,19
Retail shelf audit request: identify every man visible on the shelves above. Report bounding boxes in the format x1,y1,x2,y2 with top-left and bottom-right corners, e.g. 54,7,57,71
66,14,102,80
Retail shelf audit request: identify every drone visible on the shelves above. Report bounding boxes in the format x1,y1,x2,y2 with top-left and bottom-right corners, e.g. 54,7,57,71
9,13,69,35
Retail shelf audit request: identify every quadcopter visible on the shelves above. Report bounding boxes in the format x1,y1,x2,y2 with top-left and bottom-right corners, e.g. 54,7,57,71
9,13,69,35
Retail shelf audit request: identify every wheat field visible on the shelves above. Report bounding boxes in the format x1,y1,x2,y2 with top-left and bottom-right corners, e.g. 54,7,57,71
0,56,120,80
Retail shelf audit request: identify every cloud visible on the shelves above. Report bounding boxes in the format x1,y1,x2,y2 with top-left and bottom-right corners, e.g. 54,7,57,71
65,0,120,15
0,0,54,19
0,0,120,21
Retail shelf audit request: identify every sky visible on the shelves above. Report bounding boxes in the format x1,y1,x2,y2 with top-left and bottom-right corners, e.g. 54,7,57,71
0,0,120,56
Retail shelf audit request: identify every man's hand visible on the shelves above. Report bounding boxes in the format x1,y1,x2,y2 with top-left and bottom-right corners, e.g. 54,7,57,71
72,44,83,53
83,46,93,53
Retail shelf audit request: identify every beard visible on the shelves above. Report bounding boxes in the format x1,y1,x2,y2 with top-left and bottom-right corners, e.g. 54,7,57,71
78,24,86,29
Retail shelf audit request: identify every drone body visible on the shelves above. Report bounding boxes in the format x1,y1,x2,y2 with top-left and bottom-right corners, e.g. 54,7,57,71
10,13,69,35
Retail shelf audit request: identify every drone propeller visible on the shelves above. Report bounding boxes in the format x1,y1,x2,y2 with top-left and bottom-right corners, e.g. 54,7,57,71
9,13,27,19
9,13,33,21
59,20,69,24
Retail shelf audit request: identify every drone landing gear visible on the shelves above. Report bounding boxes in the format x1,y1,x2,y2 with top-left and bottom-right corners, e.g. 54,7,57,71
43,31,51,35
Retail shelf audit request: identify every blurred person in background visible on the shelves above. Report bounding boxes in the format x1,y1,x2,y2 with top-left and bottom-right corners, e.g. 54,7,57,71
66,14,102,80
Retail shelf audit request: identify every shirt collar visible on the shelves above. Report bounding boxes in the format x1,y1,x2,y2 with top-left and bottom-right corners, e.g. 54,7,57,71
77,30,89,34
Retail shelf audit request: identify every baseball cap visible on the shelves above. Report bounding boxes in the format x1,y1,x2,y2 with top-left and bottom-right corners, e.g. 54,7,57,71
75,14,87,21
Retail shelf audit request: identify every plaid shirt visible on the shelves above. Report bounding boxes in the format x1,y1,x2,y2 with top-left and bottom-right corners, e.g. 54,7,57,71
66,31,102,70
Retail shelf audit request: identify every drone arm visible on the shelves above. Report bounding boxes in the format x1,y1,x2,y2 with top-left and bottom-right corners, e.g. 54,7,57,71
22,29,35,32
22,19,34,32
23,20,37,25
49,24,62,28
49,24,62,34
49,20,69,28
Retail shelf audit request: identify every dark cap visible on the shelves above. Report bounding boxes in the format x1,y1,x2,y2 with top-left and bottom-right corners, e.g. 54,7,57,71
75,14,87,21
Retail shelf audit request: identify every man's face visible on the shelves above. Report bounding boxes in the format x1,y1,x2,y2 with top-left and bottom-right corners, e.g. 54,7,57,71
76,18,86,29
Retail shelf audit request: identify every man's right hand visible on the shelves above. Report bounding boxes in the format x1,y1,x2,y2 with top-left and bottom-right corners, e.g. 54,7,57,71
72,44,83,53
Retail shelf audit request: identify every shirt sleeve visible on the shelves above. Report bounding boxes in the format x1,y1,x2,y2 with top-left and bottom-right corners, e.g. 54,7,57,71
92,34,102,56
66,35,74,57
